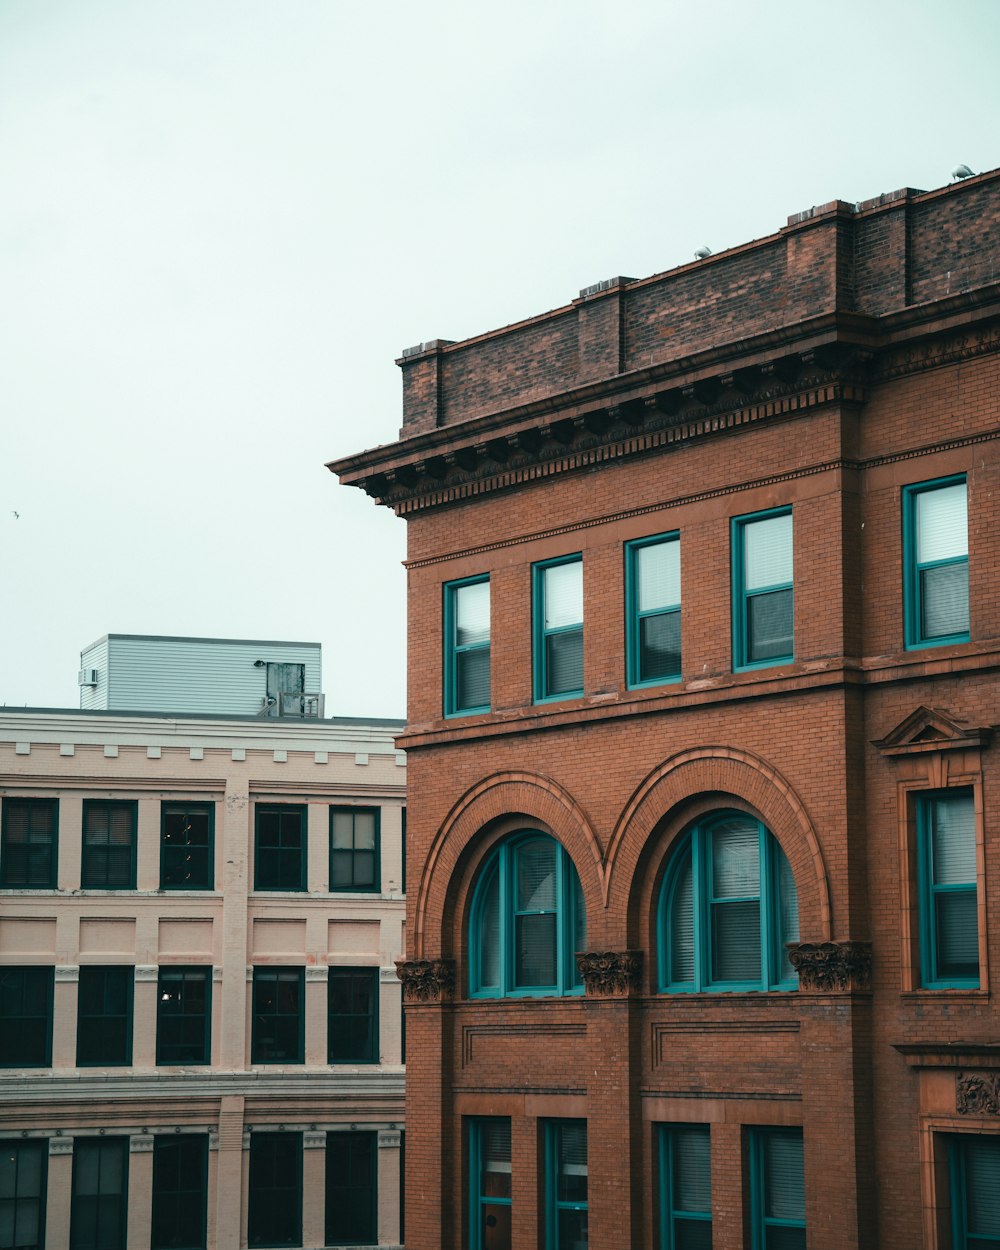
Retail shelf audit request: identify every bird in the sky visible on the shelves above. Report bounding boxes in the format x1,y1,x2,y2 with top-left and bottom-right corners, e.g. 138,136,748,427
10,511,19,520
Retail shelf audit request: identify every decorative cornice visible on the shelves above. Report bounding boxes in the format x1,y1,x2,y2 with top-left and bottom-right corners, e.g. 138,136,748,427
957,1071,1000,1115
396,958,456,1003
577,950,643,997
787,941,872,991
872,705,992,755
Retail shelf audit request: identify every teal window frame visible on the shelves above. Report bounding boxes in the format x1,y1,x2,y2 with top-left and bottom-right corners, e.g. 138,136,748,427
731,508,793,671
0,1138,47,1250
469,833,586,999
949,1133,1000,1249
469,1118,512,1250
160,802,214,891
626,533,682,689
658,1124,712,1250
0,797,58,889
659,812,799,994
81,800,137,890
903,475,969,650
329,806,380,893
76,965,133,1067
327,967,378,1063
247,1132,302,1249
917,789,980,989
748,1128,805,1250
544,1120,588,1250
533,555,584,703
254,805,306,893
151,1135,209,1250
156,966,212,1066
251,967,305,1064
0,966,53,1068
444,575,491,717
70,1137,129,1250
325,1131,377,1246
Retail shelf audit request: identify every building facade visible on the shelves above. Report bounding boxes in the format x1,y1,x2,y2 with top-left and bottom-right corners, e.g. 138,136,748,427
332,169,1000,1249
0,704,406,1249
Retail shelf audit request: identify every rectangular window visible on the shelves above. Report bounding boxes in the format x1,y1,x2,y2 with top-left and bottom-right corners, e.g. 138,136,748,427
0,798,57,889
748,1128,805,1250
81,801,137,889
0,966,53,1067
329,807,380,892
659,1124,711,1249
77,966,133,1067
254,805,306,892
904,476,969,648
0,1139,47,1250
444,576,491,715
251,967,304,1063
918,789,979,988
732,510,793,669
326,1132,377,1246
70,1137,128,1250
534,556,584,702
248,1133,301,1249
151,1135,208,1250
949,1133,1000,1248
470,1118,511,1250
627,534,681,688
328,968,378,1063
545,1120,587,1250
156,967,212,1065
160,803,214,890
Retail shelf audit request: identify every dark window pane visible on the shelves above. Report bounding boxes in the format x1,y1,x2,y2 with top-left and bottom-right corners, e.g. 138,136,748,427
156,969,210,1065
765,1229,806,1250
161,805,212,890
151,1136,207,1250
674,1220,712,1250
70,1140,127,1250
921,561,969,638
546,629,583,696
639,611,681,682
457,647,491,710
248,1134,301,1248
77,967,132,1066
747,588,793,662
0,1140,46,1250
252,970,303,1063
326,1133,376,1244
328,969,377,1063
0,968,53,1067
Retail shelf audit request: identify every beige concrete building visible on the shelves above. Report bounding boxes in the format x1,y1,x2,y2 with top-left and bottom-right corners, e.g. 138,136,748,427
0,705,406,1250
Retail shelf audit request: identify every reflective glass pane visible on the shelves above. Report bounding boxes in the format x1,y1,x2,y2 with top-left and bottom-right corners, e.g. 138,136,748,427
915,482,967,563
637,541,680,612
639,611,681,682
516,841,557,911
744,514,792,590
354,812,376,850
931,793,976,885
747,589,793,662
711,820,759,897
458,648,491,709
544,562,583,629
921,562,969,638
547,630,583,696
456,580,490,646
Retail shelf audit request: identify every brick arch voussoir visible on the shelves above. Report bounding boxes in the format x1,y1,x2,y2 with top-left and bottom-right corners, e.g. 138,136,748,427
414,771,604,959
605,747,831,941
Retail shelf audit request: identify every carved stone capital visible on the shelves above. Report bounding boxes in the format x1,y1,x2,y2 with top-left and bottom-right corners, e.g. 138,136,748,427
395,958,455,1003
787,941,872,991
577,950,643,997
957,1071,1000,1116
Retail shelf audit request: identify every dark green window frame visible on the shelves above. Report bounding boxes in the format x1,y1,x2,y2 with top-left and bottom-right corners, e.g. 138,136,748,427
748,1128,805,1250
469,1118,512,1250
469,833,586,999
328,967,378,1064
76,966,133,1067
0,1138,47,1250
626,533,682,689
81,800,137,890
0,966,53,1068
659,812,799,994
254,805,306,893
533,555,584,703
156,967,212,1065
251,967,304,1064
248,1132,302,1249
151,1135,209,1250
949,1133,1000,1248
658,1123,712,1249
917,789,979,989
1,797,58,889
544,1120,588,1250
160,802,214,891
444,575,491,716
329,807,380,893
325,1132,377,1246
731,508,793,671
903,475,969,649
70,1137,129,1250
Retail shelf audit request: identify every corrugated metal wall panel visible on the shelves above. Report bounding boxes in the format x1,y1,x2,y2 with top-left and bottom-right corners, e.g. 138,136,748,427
78,638,110,710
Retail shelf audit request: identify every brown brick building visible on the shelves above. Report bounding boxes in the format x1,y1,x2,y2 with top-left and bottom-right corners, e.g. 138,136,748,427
331,168,1000,1250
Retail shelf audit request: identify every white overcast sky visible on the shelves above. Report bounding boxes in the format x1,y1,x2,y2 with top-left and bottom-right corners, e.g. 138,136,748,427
1,0,998,718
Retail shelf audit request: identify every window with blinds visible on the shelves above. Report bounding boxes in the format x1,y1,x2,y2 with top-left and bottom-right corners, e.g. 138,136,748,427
918,789,979,988
732,509,793,669
904,476,970,649
445,576,491,715
660,812,799,993
546,1121,588,1250
81,801,136,890
470,1118,512,1250
534,556,584,702
949,1133,1000,1249
659,1124,712,1249
749,1128,805,1250
627,534,682,688
0,798,57,889
470,833,586,998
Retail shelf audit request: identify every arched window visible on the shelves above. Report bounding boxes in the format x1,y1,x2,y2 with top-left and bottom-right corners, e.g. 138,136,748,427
659,811,799,992
469,833,586,998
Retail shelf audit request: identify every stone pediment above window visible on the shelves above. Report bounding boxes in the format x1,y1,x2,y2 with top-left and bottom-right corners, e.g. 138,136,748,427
872,705,992,756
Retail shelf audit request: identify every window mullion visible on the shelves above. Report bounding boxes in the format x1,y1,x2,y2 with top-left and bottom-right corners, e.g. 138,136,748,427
759,826,773,990
692,830,706,992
